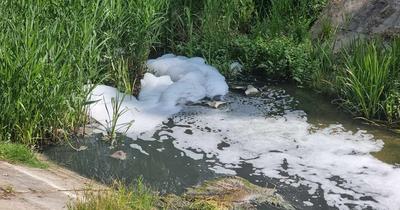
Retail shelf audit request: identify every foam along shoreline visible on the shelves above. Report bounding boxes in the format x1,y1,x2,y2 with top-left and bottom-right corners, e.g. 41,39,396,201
87,54,229,136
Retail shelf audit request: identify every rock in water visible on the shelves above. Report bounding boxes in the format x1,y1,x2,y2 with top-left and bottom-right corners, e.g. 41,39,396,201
245,85,260,96
160,176,294,210
110,150,127,160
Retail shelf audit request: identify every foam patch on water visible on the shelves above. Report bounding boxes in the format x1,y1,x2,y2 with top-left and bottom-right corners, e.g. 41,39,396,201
145,91,400,210
129,144,149,156
88,54,228,135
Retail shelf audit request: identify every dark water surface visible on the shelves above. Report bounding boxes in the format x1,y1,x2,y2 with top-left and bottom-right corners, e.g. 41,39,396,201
44,84,399,210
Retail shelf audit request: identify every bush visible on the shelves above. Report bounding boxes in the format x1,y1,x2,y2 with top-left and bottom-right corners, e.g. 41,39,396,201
254,36,314,83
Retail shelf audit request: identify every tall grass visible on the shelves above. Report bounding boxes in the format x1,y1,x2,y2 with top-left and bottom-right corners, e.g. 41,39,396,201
0,1,104,145
0,0,168,145
335,38,400,124
101,0,168,94
256,0,327,41
338,40,392,119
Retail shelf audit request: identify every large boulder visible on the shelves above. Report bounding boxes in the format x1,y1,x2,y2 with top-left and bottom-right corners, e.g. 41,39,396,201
311,0,400,49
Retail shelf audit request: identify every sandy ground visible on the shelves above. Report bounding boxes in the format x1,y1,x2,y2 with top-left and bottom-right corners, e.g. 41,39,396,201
0,159,105,210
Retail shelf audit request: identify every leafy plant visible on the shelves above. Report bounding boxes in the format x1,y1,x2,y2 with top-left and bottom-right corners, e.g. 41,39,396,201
99,94,134,145
254,36,315,83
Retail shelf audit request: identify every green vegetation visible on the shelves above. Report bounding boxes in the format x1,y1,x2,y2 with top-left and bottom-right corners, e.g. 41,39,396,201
69,176,291,210
0,0,398,149
311,38,400,127
99,94,133,145
68,179,222,210
0,142,47,168
69,180,158,210
338,39,399,122
0,0,167,145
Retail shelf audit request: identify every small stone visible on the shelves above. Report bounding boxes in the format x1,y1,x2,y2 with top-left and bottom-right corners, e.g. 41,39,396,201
245,85,260,96
110,150,127,160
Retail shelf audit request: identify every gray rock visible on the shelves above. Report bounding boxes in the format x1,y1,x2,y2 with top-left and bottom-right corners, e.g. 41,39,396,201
311,0,400,50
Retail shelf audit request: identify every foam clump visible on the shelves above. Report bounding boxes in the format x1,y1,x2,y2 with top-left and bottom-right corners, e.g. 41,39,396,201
88,54,228,135
147,54,228,99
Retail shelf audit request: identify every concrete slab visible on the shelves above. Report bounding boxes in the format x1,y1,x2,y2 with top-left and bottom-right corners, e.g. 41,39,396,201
0,160,105,210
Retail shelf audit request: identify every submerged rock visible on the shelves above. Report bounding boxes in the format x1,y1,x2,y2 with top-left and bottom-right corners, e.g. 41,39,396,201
110,150,127,160
160,176,294,210
245,85,260,96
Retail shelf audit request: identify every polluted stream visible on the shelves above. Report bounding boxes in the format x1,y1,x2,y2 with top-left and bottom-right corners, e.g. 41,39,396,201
44,84,400,210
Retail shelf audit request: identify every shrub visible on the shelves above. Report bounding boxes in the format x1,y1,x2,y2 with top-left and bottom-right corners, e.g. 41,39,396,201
254,36,315,83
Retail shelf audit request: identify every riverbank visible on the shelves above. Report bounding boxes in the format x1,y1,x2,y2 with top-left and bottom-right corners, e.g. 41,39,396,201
0,157,106,210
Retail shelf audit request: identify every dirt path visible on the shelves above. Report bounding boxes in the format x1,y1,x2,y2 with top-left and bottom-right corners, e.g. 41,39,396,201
0,160,105,210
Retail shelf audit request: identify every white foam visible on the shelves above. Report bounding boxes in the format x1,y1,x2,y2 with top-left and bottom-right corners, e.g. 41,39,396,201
147,54,229,98
210,165,237,175
129,144,149,156
149,93,400,210
88,54,228,135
